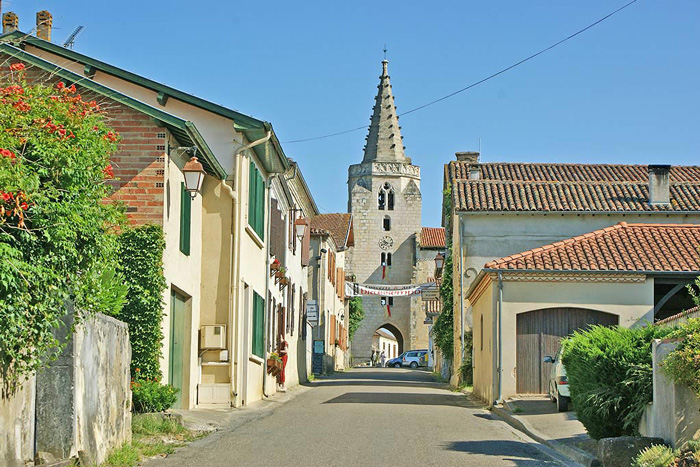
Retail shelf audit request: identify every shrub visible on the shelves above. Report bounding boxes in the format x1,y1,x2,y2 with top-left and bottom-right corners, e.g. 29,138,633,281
633,444,677,467
114,225,167,381
662,318,700,397
459,331,473,385
131,372,178,413
348,296,365,342
561,324,673,439
0,62,125,393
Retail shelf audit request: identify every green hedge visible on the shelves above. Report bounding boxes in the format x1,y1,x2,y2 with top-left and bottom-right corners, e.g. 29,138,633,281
561,324,673,439
115,225,167,380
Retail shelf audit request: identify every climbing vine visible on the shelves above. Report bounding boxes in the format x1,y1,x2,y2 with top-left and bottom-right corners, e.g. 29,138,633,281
0,62,125,394
114,225,168,380
348,296,365,342
431,186,454,361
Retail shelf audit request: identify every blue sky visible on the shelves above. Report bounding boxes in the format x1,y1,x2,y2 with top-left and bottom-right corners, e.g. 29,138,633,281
6,1,699,227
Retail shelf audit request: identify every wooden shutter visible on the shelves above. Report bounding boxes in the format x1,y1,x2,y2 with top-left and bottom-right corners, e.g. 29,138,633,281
300,219,311,266
179,183,191,255
252,292,264,358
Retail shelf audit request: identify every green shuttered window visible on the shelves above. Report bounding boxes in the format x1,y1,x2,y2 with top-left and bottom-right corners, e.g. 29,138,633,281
248,161,265,240
252,292,265,358
179,183,191,255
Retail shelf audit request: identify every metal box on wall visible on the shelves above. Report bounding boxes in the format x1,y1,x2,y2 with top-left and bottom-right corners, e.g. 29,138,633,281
200,325,226,349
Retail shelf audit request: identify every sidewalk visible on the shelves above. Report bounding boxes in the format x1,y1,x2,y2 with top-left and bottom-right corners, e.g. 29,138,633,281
491,396,599,466
167,383,313,434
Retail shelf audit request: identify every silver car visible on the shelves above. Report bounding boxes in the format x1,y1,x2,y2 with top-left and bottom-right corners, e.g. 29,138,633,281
402,350,428,369
543,349,570,412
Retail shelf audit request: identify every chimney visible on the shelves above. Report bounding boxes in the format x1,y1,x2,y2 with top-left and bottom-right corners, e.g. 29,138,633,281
455,151,480,164
2,11,18,34
36,10,52,41
648,165,671,205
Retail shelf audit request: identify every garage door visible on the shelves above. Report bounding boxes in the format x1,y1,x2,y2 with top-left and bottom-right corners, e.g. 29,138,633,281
516,308,618,394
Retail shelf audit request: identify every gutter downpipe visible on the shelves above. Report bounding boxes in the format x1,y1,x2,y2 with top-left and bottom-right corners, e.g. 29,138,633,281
496,270,504,405
228,130,272,407
262,174,274,398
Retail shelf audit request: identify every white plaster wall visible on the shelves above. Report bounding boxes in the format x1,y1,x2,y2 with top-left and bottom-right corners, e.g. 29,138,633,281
161,148,203,410
0,377,35,467
497,277,654,398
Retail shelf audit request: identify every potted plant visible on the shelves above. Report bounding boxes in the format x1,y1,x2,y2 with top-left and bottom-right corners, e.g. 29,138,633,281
274,267,286,283
267,352,283,375
270,258,281,275
279,276,289,290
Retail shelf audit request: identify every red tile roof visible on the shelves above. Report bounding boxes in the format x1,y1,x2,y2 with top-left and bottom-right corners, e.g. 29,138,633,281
445,162,700,212
420,227,446,248
484,223,700,272
310,213,354,249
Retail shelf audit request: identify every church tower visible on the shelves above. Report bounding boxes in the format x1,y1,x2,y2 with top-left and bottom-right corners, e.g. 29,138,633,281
347,59,422,363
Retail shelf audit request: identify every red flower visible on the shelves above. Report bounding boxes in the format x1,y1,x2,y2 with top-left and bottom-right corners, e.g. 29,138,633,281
103,131,118,142
0,148,16,160
20,202,28,211
103,164,114,179
56,82,65,90
1,192,12,202
9,63,25,72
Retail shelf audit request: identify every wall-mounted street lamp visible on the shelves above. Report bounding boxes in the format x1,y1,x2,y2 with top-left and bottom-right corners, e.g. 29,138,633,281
434,252,445,277
295,217,309,240
182,156,206,198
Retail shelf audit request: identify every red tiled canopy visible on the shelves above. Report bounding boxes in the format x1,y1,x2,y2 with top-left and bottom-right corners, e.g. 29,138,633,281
485,223,700,273
421,227,445,248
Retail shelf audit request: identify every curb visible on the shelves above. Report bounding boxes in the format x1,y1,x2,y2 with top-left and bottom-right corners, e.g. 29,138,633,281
491,405,600,467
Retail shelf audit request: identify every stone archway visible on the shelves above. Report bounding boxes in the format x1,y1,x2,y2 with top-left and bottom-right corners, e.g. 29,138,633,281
374,323,404,356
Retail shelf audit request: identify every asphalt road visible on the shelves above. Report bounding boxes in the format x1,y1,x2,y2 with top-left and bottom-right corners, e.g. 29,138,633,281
151,368,569,467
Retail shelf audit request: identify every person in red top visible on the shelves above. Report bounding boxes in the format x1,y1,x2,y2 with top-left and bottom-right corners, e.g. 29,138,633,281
278,336,288,392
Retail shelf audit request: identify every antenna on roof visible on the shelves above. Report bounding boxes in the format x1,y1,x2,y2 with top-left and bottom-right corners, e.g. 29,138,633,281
62,25,84,49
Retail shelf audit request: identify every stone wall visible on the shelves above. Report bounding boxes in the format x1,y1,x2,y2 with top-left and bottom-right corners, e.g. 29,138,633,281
0,377,36,467
35,311,132,465
347,162,422,362
640,339,700,449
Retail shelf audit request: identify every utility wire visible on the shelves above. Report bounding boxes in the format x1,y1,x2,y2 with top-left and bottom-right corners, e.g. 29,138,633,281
283,0,638,144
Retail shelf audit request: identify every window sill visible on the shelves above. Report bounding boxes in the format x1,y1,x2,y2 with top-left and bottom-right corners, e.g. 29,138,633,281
249,354,264,365
245,225,264,249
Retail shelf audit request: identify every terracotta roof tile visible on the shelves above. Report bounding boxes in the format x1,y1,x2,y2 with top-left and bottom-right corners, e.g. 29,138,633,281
310,213,354,249
420,227,445,248
445,162,700,212
484,223,700,273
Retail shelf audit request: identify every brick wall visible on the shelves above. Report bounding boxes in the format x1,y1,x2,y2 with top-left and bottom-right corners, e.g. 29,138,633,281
0,57,167,226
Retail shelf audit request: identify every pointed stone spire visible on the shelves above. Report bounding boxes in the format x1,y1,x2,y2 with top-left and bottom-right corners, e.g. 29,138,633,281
362,59,408,164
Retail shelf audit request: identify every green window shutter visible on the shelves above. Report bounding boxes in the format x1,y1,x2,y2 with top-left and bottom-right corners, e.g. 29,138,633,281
252,292,265,358
248,162,265,240
179,183,191,255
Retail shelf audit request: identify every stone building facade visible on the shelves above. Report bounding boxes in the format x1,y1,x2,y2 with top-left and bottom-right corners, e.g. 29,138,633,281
347,60,423,363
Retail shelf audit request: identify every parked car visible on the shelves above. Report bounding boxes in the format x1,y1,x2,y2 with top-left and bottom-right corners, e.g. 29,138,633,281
402,350,428,369
543,349,570,412
387,353,405,368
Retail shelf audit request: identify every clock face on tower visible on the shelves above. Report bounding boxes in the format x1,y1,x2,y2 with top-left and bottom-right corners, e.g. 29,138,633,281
378,236,394,250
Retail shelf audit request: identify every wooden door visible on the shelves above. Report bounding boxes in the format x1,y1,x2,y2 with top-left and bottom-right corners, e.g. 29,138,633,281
169,291,187,408
516,308,618,394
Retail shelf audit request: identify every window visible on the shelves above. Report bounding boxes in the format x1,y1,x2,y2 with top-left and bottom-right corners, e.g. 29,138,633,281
387,190,394,210
378,190,385,210
381,252,386,265
179,183,191,255
252,292,265,358
380,297,394,306
248,161,265,240
480,315,484,351
383,216,391,231
386,253,392,266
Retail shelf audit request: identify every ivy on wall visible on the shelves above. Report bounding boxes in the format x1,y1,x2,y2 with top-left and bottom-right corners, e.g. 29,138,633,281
0,64,125,394
348,296,365,342
431,186,455,362
114,225,168,380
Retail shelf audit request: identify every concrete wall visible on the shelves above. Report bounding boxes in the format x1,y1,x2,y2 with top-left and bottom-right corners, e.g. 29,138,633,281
471,280,495,403
0,377,35,467
640,340,700,448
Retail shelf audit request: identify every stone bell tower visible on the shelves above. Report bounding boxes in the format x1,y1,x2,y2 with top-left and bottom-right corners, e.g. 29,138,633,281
347,59,422,364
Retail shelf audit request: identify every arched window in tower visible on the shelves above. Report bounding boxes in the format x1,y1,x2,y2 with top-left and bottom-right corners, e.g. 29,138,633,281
383,216,391,231
387,190,395,210
386,253,392,266
378,189,385,210
381,252,386,265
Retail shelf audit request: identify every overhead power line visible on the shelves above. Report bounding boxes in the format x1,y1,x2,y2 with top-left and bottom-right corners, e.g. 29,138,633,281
283,0,638,144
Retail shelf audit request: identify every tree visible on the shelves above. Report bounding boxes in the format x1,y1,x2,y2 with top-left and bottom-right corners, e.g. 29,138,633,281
0,62,125,393
348,296,365,342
